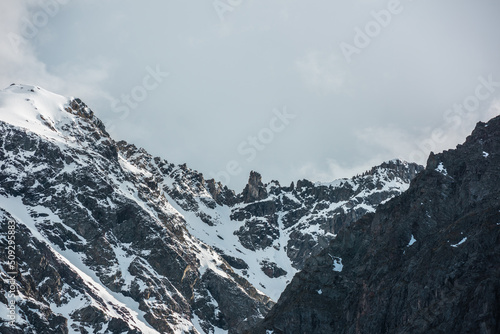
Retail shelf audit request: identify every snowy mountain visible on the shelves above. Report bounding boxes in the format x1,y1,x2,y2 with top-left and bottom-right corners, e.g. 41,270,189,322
164,162,422,301
0,84,422,333
252,115,500,334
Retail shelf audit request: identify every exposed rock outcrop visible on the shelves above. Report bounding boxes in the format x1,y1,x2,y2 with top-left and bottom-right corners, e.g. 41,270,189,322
252,116,500,334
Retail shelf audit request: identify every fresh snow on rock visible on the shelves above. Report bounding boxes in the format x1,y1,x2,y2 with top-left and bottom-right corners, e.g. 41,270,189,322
451,237,468,248
436,162,448,175
330,255,343,272
0,194,161,334
408,235,417,247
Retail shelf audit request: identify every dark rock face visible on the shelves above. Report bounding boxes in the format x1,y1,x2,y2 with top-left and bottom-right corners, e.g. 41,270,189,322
260,261,287,278
206,179,237,207
231,160,424,270
241,171,268,203
252,116,500,334
200,269,274,333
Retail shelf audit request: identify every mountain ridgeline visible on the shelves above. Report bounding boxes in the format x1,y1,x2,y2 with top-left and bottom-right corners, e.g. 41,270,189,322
251,115,500,333
0,84,498,334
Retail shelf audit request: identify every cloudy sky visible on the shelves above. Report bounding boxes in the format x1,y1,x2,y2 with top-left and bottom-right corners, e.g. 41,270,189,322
1,0,500,190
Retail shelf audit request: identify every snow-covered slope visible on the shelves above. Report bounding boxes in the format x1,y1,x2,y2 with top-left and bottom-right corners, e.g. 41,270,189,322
146,160,422,300
0,84,271,334
0,84,108,149
0,198,164,334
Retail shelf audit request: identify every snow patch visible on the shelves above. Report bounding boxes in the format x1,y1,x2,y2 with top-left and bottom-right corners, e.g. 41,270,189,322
435,162,448,175
194,242,229,279
330,256,343,272
483,151,489,158
119,154,153,178
315,178,350,188
352,203,376,213
451,237,467,248
408,235,416,247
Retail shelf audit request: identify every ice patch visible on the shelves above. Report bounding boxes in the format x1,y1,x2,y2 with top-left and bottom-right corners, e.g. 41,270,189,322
317,289,323,295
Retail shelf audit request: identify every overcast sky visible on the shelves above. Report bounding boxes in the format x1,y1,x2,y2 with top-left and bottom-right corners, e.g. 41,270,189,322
1,0,500,190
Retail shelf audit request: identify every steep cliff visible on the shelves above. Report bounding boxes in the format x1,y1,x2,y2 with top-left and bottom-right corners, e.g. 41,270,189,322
252,116,500,333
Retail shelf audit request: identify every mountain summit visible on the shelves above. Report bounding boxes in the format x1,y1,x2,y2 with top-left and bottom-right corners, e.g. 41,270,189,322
0,84,108,142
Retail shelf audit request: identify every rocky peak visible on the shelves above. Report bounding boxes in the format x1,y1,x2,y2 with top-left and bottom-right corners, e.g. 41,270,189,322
356,159,424,184
65,97,108,135
427,116,500,171
252,116,500,334
241,171,268,203
2,84,108,137
0,84,117,162
205,179,237,207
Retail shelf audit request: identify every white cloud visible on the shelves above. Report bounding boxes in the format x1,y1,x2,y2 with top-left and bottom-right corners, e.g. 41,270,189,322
0,1,112,103
0,1,60,88
1,0,499,189
295,50,349,94
355,125,424,163
355,99,500,166
297,158,385,183
485,98,500,120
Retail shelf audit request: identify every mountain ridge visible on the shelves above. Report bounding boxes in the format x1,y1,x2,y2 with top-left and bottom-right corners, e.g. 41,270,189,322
251,115,500,333
1,84,426,333
0,84,272,333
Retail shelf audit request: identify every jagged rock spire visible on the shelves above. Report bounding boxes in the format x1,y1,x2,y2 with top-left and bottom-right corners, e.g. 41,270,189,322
241,171,268,203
